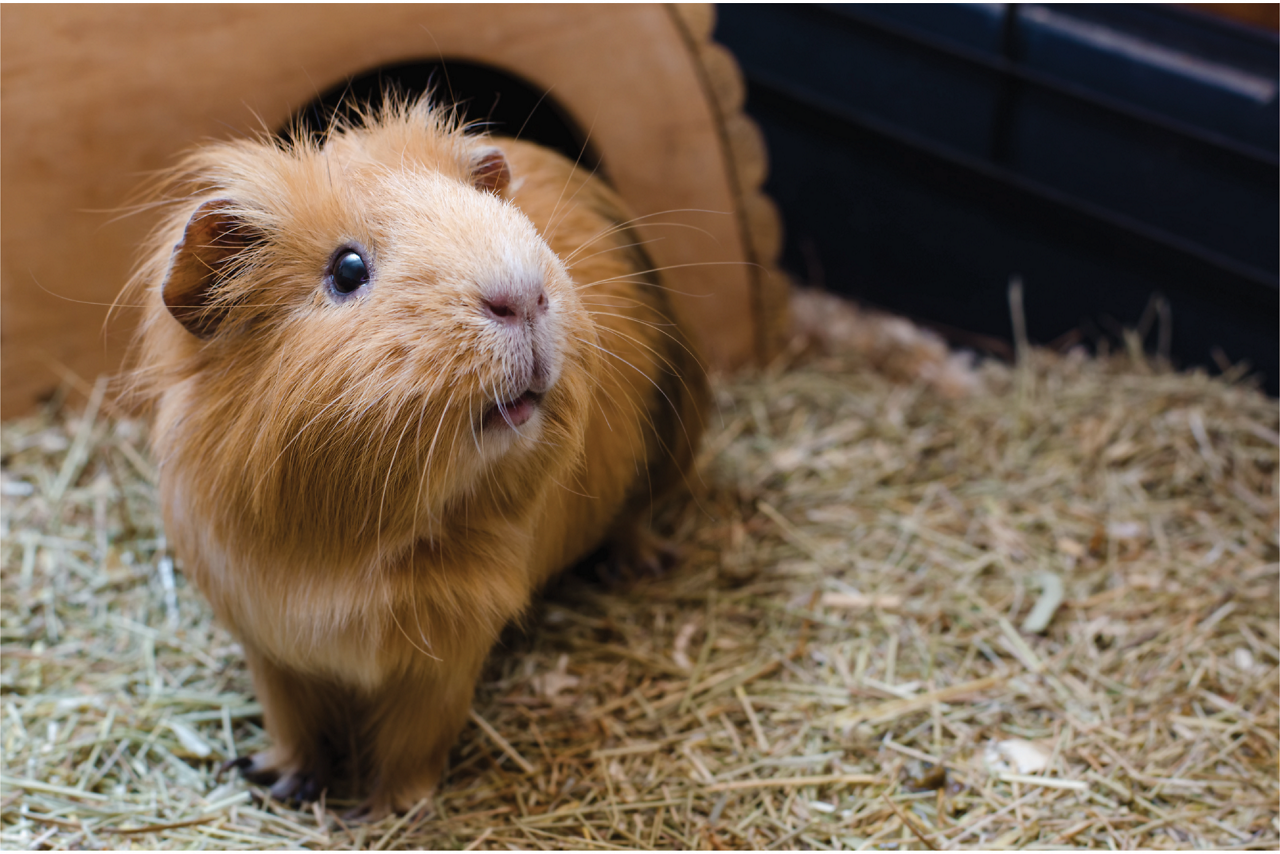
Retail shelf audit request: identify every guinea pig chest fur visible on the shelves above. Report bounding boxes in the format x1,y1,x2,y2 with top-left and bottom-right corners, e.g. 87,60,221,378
127,99,708,817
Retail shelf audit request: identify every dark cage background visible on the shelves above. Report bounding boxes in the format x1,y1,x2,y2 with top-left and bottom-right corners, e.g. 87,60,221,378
715,3,1279,394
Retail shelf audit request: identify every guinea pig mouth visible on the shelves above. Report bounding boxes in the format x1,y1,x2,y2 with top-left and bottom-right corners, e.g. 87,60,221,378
484,390,543,430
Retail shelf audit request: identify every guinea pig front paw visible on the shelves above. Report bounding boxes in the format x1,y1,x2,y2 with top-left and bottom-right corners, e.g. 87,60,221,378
222,752,326,804
266,768,326,803
342,799,391,824
598,526,683,585
343,774,442,823
633,534,683,577
219,753,273,785
343,793,429,824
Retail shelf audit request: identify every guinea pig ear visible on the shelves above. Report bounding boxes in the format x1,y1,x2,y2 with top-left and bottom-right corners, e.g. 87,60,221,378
162,199,258,339
470,147,511,195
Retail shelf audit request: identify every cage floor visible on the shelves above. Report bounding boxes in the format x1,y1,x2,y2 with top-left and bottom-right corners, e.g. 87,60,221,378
2,343,1276,850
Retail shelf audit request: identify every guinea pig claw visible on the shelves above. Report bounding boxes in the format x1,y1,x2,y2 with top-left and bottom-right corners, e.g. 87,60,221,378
216,755,254,783
228,755,281,786
342,801,391,824
607,534,683,584
263,770,327,805
297,774,325,803
269,773,304,801
234,756,283,787
644,539,683,575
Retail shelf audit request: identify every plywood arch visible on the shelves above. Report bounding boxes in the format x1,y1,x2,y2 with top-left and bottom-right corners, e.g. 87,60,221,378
0,4,786,416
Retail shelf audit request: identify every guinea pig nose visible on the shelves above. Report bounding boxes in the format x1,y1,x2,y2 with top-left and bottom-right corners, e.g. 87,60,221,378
483,294,518,323
482,284,548,326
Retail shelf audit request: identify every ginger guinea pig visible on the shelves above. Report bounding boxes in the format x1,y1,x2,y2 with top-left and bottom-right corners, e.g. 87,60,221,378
127,98,707,817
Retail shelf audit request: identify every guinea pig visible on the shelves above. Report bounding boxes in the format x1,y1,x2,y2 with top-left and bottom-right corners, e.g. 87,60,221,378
125,97,707,818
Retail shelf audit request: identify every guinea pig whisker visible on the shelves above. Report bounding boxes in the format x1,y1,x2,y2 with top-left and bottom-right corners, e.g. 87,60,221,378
374,405,418,568
558,214,725,267
553,204,722,265
508,86,555,149
585,326,689,393
541,116,604,244
467,393,484,459
407,595,442,663
577,344,704,503
575,260,763,297
412,389,457,540
476,382,510,499
585,381,615,433
546,474,596,501
574,335,702,478
576,294,651,307
250,396,348,498
557,224,666,268
577,311,709,391
387,601,442,664
558,230,648,267
614,340,710,499
497,395,521,434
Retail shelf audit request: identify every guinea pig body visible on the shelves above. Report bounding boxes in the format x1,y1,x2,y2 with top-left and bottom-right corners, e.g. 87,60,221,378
129,100,706,816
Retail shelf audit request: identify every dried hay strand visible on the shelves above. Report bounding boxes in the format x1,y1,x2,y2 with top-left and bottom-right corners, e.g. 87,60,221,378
2,335,1277,849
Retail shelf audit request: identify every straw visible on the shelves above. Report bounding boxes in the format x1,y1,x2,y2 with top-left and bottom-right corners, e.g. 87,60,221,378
2,323,1276,849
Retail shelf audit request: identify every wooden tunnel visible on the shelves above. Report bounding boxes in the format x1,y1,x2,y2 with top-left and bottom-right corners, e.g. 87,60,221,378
0,3,787,417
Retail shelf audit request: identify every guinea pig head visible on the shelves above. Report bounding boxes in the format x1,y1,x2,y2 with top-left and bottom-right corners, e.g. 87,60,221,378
138,110,599,563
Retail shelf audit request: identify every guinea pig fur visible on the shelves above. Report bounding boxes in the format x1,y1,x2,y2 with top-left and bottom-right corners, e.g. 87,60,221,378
126,98,707,817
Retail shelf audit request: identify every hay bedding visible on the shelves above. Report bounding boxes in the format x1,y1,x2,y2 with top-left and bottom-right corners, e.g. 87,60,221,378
2,336,1277,850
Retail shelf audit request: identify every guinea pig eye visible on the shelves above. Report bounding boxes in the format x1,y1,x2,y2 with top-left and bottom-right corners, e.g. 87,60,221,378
330,250,370,295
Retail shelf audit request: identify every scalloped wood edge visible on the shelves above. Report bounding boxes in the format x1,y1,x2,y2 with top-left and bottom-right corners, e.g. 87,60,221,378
668,3,792,363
